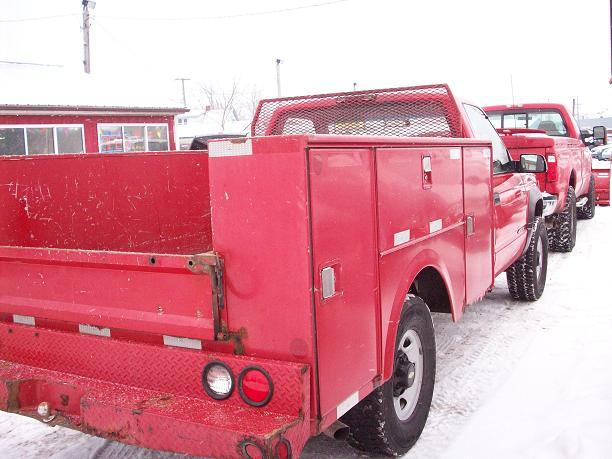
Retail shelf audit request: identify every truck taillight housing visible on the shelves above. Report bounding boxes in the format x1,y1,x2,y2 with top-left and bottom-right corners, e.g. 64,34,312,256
202,361,234,400
546,150,557,181
238,366,273,406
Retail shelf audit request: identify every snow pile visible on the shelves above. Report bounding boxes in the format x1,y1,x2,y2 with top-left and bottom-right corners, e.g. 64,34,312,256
0,210,611,458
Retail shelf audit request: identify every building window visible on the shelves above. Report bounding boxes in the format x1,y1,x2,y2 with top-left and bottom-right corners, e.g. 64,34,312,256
97,124,169,153
146,125,169,151
57,126,85,154
98,126,124,153
0,125,84,156
123,126,146,152
0,128,26,156
26,127,55,155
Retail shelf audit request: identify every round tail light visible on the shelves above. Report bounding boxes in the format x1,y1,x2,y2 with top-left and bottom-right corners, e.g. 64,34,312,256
202,361,234,400
238,366,273,406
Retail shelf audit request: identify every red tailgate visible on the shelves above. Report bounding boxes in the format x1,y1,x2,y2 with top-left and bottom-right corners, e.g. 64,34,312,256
0,247,221,341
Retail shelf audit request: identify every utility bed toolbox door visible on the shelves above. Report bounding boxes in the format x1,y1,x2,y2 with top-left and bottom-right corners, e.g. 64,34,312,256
0,247,221,342
462,147,494,304
308,147,379,419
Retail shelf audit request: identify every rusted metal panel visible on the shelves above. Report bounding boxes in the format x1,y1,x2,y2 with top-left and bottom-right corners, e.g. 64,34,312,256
0,151,211,254
0,322,310,458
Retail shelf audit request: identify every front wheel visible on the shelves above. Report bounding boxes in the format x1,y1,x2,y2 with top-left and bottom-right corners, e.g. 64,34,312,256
506,216,548,301
341,296,436,456
548,186,577,252
577,176,596,220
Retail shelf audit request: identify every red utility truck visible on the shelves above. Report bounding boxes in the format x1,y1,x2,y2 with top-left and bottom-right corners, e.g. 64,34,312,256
0,85,548,458
484,103,596,252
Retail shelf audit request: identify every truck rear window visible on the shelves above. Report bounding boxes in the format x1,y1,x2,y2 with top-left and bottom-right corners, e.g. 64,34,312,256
488,110,568,137
254,85,464,138
279,103,453,137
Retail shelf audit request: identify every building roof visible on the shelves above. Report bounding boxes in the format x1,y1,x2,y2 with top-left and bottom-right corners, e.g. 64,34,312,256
0,104,187,116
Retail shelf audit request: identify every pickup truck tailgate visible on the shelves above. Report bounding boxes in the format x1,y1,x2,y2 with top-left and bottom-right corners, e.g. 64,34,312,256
0,247,221,342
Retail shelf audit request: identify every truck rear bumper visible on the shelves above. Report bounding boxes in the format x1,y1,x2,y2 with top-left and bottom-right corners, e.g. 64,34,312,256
0,322,310,458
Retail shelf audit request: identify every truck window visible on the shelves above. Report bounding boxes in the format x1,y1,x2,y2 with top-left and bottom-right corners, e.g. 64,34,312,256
463,104,513,174
487,110,568,137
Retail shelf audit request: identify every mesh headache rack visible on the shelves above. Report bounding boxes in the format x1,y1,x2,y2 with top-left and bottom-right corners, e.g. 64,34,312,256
252,83,464,138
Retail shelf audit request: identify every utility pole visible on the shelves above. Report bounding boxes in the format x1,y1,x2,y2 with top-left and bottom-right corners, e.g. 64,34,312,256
82,0,95,73
353,82,357,91
175,78,190,107
276,58,282,97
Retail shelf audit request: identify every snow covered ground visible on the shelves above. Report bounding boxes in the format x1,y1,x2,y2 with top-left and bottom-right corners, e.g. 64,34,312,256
0,208,611,458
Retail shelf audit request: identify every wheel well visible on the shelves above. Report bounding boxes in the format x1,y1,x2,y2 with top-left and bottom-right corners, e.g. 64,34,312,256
569,171,576,189
408,267,451,314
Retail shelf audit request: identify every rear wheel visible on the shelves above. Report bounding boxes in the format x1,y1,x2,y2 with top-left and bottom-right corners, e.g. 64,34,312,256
341,296,435,456
577,176,596,220
548,186,577,252
506,216,548,301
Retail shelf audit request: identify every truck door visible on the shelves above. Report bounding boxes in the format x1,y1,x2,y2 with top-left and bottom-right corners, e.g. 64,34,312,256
308,148,379,420
463,104,529,274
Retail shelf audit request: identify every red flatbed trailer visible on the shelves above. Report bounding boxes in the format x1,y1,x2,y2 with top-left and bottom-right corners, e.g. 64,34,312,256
0,85,549,458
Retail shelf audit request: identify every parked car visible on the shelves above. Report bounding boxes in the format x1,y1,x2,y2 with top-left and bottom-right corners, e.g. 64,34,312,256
484,103,601,252
190,133,246,150
591,144,612,161
0,84,548,458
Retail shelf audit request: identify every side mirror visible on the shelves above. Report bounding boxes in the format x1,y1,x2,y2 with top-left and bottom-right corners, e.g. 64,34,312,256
518,154,547,173
593,126,608,145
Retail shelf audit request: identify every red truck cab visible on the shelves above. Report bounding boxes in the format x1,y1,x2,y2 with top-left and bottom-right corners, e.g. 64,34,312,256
0,85,548,458
484,103,596,252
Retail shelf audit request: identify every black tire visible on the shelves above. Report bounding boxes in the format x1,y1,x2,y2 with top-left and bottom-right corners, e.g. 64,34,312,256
548,186,577,252
341,296,435,456
506,216,548,301
577,176,596,220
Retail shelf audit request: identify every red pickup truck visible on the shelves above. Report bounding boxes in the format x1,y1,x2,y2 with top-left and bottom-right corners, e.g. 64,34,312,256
484,103,596,252
0,84,548,458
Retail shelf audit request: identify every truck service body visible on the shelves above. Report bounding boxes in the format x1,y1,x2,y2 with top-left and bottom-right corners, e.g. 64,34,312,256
0,85,548,458
484,103,596,251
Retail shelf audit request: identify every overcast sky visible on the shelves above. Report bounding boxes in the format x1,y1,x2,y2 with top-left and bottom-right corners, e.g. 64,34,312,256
1,0,610,119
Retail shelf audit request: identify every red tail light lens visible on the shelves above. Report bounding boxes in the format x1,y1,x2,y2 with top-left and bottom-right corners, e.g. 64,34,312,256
546,149,557,182
238,366,273,406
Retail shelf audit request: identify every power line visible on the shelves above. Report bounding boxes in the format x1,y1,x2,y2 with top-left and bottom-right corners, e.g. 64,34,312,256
0,13,77,23
0,60,64,68
0,0,352,24
98,0,352,22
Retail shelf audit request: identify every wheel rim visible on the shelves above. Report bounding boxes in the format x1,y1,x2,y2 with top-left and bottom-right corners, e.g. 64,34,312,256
535,233,543,279
392,329,423,421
